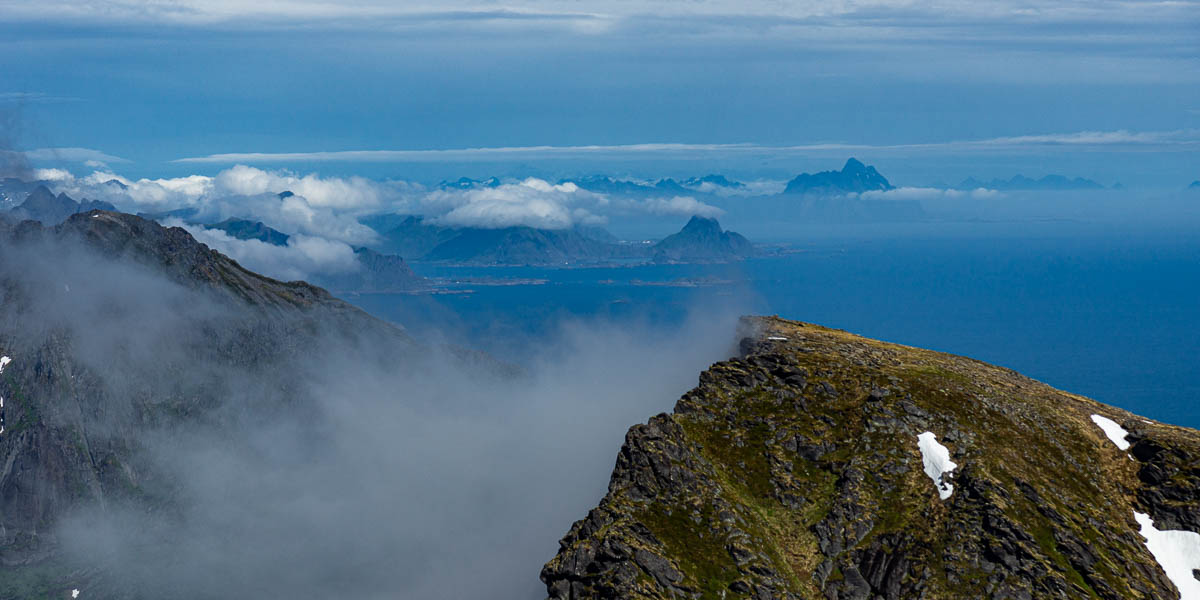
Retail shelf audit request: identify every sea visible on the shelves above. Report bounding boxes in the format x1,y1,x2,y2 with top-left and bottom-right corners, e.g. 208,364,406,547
347,220,1200,429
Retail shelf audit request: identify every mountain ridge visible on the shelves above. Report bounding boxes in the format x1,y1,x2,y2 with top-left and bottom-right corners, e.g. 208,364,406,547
542,316,1200,599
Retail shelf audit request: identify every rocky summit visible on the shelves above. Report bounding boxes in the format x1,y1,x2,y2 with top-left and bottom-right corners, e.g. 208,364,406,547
542,316,1200,599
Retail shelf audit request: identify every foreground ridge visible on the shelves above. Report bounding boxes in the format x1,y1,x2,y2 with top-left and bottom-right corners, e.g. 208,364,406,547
542,316,1200,599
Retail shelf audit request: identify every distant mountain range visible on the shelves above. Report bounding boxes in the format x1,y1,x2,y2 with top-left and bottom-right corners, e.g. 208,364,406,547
360,214,757,266
954,174,1111,191
3,184,116,225
435,162,1140,199
437,173,750,197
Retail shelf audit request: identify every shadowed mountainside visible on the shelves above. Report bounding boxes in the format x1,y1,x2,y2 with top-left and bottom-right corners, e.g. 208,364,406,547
0,211,503,597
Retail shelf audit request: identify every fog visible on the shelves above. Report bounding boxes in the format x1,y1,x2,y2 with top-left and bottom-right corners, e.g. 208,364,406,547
0,225,746,598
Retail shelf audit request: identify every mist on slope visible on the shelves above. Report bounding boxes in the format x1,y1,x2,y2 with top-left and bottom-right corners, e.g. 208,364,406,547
0,226,747,598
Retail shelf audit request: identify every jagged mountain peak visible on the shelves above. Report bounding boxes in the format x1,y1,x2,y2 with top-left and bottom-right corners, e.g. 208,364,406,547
652,216,754,263
784,158,894,195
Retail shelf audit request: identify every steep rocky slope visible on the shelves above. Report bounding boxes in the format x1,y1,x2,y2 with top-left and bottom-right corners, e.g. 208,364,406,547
543,316,1200,599
0,211,454,597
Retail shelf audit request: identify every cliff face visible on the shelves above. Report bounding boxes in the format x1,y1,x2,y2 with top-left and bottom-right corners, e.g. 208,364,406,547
543,316,1200,599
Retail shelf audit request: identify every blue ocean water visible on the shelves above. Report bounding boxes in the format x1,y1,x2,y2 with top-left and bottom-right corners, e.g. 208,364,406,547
348,222,1200,429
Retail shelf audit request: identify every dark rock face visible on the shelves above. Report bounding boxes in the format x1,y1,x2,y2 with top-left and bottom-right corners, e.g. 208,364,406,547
542,316,1200,599
783,158,894,195
651,216,755,263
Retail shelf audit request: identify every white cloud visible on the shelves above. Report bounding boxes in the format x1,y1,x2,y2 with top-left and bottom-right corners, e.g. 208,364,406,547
639,195,723,218
0,0,1190,32
859,187,1001,201
180,223,361,283
172,129,1200,165
22,147,130,164
32,168,74,182
214,165,384,210
689,179,787,197
430,178,604,229
0,91,83,103
50,166,389,245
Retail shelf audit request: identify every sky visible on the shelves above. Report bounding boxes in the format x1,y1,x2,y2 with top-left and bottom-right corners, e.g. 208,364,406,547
1,0,1197,187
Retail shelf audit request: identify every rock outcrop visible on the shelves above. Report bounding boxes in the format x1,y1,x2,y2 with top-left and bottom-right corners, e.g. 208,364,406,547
543,316,1200,599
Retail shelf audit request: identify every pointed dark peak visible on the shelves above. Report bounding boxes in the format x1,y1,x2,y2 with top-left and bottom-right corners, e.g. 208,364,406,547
683,215,721,231
783,158,893,195
278,190,294,199
842,157,867,172
652,215,754,263
26,184,56,202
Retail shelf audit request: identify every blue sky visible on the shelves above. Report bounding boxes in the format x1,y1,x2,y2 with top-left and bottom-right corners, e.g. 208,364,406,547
1,0,1198,186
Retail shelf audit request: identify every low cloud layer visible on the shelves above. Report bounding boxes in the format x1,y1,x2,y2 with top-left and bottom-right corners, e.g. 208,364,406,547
180,222,363,282
429,178,608,229
45,167,725,233
858,187,1002,202
21,166,727,280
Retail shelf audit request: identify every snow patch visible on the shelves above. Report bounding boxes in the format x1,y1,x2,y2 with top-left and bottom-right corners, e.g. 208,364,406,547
0,356,8,435
1091,414,1131,450
917,432,957,500
71,590,80,599
1135,511,1200,599
766,336,788,341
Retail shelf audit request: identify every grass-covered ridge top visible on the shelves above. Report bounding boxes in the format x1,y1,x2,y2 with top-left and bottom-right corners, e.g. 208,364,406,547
542,316,1200,599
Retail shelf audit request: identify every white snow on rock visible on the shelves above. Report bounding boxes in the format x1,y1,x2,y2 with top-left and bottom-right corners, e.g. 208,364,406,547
1091,414,1131,450
0,356,10,375
71,590,80,599
1135,511,1200,600
917,432,957,500
766,336,788,341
